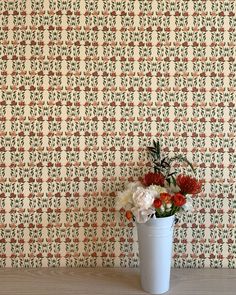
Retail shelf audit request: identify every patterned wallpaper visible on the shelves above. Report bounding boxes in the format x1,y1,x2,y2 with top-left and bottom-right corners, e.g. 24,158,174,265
0,0,235,267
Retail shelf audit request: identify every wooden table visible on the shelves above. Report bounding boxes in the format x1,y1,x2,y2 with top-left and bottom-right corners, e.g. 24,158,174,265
0,268,235,294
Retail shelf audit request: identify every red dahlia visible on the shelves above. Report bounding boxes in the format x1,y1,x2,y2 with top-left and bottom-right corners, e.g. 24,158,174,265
172,193,186,207
176,174,202,195
142,172,165,187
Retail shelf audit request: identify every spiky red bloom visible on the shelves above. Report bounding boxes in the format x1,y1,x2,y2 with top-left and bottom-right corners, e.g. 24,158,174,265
142,172,165,187
176,174,202,195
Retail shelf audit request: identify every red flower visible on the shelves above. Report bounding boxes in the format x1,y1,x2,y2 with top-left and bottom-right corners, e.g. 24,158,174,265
172,193,186,207
153,198,162,208
125,211,133,220
176,174,202,195
142,172,165,187
160,193,172,204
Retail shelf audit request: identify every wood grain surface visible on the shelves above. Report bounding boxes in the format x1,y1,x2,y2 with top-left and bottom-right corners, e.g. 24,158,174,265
0,268,235,295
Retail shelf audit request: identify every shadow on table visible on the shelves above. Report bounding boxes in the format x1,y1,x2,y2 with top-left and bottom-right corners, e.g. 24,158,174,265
105,268,143,292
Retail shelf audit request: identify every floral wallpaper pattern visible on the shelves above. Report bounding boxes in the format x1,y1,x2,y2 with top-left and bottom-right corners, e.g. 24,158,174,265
0,0,235,267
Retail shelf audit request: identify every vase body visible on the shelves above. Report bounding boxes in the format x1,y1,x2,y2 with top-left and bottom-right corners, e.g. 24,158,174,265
136,215,175,294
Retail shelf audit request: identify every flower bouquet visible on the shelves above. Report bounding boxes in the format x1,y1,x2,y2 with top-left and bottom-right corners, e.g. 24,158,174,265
116,140,201,223
116,140,202,294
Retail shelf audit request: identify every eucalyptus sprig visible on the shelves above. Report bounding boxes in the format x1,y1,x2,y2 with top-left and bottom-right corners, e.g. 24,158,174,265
147,140,195,184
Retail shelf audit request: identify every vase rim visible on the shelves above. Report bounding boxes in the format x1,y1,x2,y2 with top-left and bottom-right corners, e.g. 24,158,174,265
150,214,175,220
136,214,175,226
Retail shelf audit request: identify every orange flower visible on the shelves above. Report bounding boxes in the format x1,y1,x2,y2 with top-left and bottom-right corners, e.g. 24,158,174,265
125,211,133,220
159,193,172,204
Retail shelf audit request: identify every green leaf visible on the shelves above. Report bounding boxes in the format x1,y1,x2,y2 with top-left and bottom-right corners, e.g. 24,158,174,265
169,155,195,174
147,139,195,178
148,139,161,161
167,171,177,178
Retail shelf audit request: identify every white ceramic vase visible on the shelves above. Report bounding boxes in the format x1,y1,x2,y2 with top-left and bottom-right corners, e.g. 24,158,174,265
136,215,175,294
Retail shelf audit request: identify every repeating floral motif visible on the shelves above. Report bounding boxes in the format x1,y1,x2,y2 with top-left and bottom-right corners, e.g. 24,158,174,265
0,0,235,267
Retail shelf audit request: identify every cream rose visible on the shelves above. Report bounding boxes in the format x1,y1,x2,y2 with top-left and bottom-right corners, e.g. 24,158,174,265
132,187,155,210
116,189,133,210
148,185,167,197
